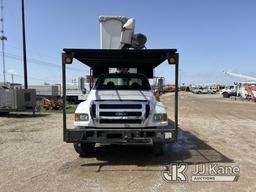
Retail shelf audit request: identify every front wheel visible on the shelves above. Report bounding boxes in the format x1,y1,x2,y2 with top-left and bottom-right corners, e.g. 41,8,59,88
73,142,95,157
152,143,164,156
222,92,229,98
246,95,252,101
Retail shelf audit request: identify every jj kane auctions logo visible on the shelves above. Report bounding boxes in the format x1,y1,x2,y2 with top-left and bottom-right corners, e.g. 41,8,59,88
162,163,240,182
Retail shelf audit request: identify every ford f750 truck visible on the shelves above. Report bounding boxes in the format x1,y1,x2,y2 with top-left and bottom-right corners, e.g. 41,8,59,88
62,49,179,156
62,16,179,156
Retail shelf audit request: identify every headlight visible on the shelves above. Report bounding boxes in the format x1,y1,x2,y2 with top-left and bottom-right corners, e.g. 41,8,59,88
74,113,89,121
153,113,168,122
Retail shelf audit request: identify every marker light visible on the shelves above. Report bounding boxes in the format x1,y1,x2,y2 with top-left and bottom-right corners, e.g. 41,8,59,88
168,57,176,64
63,53,73,64
167,53,179,65
65,57,72,64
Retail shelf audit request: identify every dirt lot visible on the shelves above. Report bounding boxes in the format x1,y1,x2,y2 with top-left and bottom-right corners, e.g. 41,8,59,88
0,92,255,192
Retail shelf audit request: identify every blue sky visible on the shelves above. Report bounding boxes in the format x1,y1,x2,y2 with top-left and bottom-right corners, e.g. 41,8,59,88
1,0,256,85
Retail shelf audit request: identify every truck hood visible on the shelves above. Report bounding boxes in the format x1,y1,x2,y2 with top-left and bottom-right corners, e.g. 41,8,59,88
93,90,153,101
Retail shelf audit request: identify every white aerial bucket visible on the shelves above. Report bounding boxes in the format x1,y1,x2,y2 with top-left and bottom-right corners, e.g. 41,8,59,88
99,16,128,49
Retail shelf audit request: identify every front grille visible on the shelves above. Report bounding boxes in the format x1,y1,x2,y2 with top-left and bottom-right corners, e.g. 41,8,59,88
145,104,150,118
91,104,96,118
92,101,149,126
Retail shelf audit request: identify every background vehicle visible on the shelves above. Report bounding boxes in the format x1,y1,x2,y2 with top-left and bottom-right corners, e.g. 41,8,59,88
238,82,256,101
191,84,217,94
220,85,238,98
207,87,217,94
223,71,256,101
191,86,208,94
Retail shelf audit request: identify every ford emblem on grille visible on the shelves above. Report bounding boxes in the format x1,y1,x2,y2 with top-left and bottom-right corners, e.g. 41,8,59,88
115,112,125,116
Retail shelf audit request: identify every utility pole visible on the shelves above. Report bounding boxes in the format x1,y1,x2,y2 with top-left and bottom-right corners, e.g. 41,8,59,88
0,0,7,84
21,0,28,89
8,70,16,84
11,73,14,83
179,69,182,88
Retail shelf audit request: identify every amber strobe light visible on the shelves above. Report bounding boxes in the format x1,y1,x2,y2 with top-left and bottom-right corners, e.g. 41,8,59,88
64,53,73,64
167,53,178,65
168,57,176,64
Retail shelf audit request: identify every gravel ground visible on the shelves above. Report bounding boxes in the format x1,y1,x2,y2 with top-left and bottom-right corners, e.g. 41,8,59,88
0,92,255,192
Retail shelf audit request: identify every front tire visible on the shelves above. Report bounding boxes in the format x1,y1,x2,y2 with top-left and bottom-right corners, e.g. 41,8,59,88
222,92,229,98
73,142,95,157
152,143,164,156
246,95,251,101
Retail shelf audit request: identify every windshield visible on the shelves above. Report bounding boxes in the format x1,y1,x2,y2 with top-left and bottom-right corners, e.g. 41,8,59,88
94,73,151,90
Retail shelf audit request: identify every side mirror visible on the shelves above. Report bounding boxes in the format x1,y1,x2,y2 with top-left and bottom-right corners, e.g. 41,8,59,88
153,89,160,96
82,88,87,94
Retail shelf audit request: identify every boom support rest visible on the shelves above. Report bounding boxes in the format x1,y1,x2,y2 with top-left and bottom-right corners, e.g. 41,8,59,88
62,49,179,142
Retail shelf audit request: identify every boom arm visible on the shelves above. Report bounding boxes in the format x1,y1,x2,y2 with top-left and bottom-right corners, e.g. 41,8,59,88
223,71,256,81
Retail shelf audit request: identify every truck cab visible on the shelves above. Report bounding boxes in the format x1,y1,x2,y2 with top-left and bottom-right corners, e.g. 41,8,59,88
220,85,238,98
73,72,175,155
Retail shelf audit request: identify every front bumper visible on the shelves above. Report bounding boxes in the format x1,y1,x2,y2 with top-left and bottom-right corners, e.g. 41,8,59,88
64,127,176,144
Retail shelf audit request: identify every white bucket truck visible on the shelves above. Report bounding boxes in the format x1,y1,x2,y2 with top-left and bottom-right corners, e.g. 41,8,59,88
62,16,179,156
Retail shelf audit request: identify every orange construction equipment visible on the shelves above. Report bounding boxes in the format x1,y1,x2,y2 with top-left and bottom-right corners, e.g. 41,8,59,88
42,97,63,110
244,85,256,102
